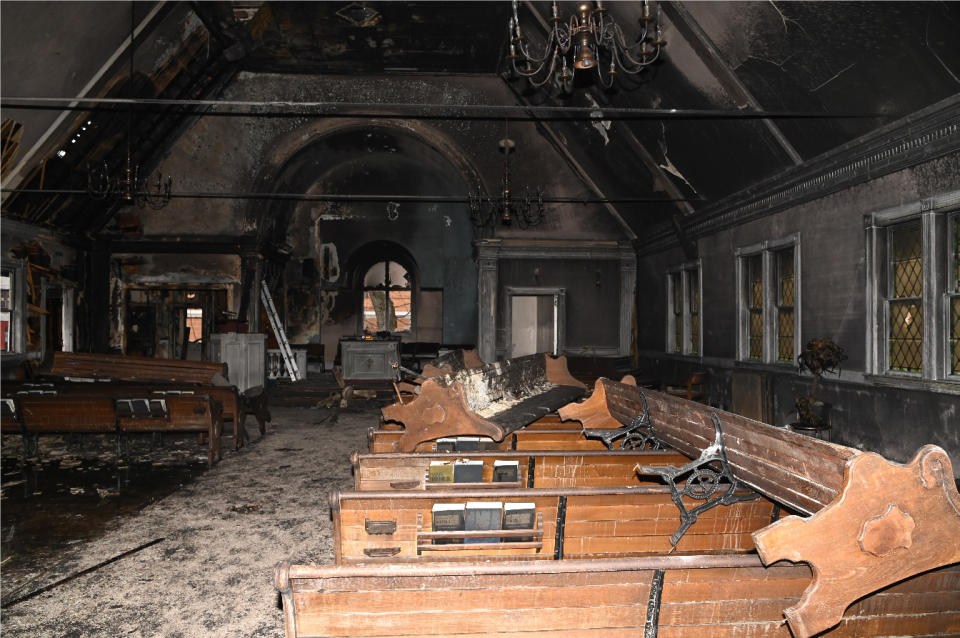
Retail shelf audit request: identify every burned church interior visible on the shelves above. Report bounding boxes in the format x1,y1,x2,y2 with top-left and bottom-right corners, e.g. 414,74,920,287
1,1,959,636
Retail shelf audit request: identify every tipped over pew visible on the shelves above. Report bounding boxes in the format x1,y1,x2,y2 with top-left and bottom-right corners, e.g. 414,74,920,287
381,353,587,452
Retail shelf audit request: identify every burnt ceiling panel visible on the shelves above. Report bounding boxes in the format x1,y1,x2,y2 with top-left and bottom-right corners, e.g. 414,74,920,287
241,1,511,74
684,1,960,160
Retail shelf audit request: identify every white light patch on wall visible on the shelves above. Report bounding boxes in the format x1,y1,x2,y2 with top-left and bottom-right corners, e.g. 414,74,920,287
586,94,612,146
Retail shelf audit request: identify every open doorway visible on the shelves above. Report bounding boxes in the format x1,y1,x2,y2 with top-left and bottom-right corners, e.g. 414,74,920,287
505,287,565,358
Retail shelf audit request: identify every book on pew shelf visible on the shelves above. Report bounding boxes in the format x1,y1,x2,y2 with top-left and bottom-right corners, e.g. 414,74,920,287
492,460,519,483
502,502,536,542
465,501,502,543
478,437,499,451
455,436,481,452
431,503,465,545
453,459,483,483
435,438,457,452
428,461,454,484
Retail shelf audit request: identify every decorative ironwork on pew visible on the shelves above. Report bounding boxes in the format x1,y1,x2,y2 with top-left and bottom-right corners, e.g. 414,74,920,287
635,412,758,548
583,390,664,450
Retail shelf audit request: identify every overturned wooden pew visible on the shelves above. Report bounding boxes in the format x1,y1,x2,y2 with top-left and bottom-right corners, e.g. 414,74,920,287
1,392,222,465
381,353,587,452
558,378,960,638
350,449,691,490
275,557,960,638
331,485,774,563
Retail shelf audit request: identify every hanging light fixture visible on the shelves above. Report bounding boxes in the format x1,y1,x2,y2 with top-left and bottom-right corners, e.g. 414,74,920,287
469,123,545,230
87,1,172,209
507,0,666,93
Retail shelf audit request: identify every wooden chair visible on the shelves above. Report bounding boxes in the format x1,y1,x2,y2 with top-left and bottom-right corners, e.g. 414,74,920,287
663,371,707,402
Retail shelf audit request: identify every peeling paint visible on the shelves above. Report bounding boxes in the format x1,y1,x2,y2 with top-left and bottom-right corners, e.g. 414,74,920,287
585,94,611,146
657,123,699,196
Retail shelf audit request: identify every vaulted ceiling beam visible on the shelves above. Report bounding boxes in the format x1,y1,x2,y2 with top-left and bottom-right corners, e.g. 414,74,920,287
662,1,803,166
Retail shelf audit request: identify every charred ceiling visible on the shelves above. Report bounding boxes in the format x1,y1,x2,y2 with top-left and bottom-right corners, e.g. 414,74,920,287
1,1,958,250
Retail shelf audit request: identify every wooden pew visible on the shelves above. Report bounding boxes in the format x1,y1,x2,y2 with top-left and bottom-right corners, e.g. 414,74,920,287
7,382,246,449
275,558,960,638
350,449,692,491
116,394,222,465
46,351,227,385
1,393,222,465
331,485,775,563
381,353,587,452
558,378,960,638
9,380,270,450
367,426,612,454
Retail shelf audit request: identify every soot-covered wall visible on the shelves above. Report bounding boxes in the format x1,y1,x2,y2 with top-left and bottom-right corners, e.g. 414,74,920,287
634,154,960,475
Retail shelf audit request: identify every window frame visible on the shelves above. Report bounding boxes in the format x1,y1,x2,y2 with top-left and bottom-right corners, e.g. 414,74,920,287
664,259,702,357
735,233,802,366
865,191,960,386
0,259,26,356
360,260,414,335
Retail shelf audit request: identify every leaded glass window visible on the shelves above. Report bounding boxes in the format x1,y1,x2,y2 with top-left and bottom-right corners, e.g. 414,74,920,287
670,272,682,353
746,254,763,360
950,215,960,375
887,220,922,372
665,263,700,357
776,247,795,361
689,275,700,356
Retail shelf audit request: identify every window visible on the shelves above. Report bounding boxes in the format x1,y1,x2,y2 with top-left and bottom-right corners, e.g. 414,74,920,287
866,195,959,383
950,216,960,375
362,261,412,333
736,234,801,365
0,263,22,354
665,261,701,356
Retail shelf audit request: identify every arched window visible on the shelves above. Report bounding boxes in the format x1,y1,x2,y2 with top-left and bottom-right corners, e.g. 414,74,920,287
362,261,412,333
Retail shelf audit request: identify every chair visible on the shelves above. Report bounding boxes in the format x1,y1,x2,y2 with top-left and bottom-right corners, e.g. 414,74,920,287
663,371,707,402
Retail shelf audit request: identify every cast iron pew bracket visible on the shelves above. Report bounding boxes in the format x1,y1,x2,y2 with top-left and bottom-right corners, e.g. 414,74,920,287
634,411,759,549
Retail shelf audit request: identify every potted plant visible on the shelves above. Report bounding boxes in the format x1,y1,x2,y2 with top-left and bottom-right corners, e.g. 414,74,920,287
795,337,847,427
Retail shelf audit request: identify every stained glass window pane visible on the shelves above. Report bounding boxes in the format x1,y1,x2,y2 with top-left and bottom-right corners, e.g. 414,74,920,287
688,271,700,355
776,248,795,361
951,297,960,375
889,301,922,372
670,273,681,352
890,220,922,299
745,255,762,359
886,221,922,372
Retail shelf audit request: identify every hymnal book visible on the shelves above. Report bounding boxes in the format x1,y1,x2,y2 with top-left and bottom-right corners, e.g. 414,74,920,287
428,461,454,484
492,459,519,483
435,438,457,452
431,503,465,545
465,501,503,543
455,436,481,451
453,459,483,483
502,502,536,542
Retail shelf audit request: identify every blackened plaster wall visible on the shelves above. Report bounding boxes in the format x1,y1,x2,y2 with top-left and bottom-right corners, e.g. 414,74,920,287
635,152,960,475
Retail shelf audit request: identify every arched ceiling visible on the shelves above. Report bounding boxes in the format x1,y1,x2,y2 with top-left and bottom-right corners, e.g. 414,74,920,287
1,1,958,250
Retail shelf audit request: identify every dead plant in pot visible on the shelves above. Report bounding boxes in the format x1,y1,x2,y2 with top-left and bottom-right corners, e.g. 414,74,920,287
795,337,847,427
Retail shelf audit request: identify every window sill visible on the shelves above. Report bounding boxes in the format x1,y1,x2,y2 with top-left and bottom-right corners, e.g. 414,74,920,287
863,374,960,396
733,359,796,374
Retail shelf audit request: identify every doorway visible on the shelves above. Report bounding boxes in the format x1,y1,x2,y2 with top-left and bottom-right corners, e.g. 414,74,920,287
505,287,565,358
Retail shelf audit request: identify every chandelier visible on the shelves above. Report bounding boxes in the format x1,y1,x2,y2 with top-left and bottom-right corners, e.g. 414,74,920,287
86,0,172,210
507,0,666,92
469,125,545,230
88,157,172,209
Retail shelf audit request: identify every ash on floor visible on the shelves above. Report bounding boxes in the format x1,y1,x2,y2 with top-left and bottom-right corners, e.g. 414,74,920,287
0,404,370,637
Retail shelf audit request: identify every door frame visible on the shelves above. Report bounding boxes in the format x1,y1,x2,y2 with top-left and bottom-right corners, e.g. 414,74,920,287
503,286,566,357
